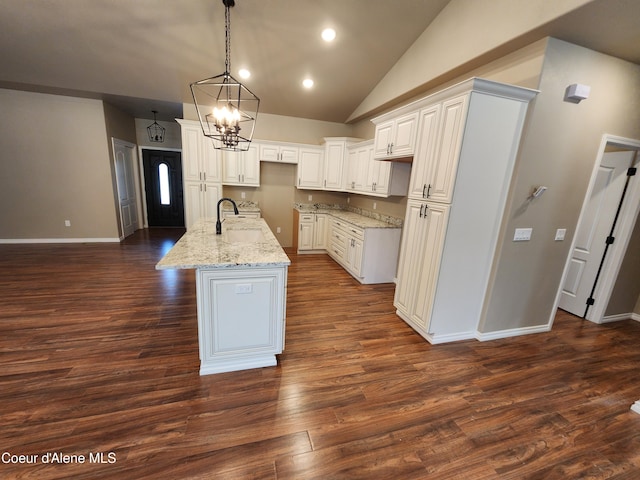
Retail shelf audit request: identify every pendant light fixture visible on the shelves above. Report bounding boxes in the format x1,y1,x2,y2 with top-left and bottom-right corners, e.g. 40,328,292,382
147,110,165,143
190,0,259,151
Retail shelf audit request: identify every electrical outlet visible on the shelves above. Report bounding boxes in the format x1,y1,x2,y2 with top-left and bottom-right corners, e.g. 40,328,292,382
64,220,71,227
373,202,377,210
241,191,246,199
276,227,281,233
555,228,566,241
308,195,313,202
513,228,532,241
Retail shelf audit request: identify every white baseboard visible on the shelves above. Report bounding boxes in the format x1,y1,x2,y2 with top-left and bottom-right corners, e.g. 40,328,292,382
476,323,552,342
601,312,640,323
0,238,121,244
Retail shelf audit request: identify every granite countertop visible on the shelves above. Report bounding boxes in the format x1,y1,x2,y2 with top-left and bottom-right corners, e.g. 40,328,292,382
156,217,290,270
222,201,261,214
295,204,402,229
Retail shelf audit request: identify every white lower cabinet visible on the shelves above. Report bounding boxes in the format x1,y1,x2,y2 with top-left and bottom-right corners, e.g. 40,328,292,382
393,200,449,337
328,218,400,284
183,182,221,230
196,266,287,375
296,212,327,252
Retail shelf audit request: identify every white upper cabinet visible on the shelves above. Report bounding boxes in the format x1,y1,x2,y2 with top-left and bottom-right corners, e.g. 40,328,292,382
222,144,260,186
409,94,469,203
346,140,410,197
372,111,419,160
258,141,299,164
179,119,222,184
323,140,348,190
297,147,324,189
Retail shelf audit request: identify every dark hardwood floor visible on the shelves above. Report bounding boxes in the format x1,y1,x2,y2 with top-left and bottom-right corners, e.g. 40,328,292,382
1,228,640,479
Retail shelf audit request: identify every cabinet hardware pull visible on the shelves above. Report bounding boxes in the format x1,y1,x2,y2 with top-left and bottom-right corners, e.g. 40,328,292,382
422,184,427,198
204,184,207,192
427,184,431,198
423,204,428,219
203,172,206,181
390,142,393,154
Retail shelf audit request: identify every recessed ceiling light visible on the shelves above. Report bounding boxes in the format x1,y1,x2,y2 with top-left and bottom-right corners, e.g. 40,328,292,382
238,68,251,79
321,28,336,42
302,78,314,89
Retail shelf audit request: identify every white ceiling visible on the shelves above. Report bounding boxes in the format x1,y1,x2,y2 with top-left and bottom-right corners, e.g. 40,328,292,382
0,0,638,123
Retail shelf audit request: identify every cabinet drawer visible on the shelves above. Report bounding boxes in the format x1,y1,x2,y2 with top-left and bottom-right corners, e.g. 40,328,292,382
300,213,314,222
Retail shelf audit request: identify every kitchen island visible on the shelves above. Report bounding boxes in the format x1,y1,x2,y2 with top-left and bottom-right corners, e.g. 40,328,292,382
156,217,290,375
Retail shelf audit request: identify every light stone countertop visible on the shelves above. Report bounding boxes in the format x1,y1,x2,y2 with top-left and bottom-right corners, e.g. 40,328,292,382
295,205,402,229
156,217,290,270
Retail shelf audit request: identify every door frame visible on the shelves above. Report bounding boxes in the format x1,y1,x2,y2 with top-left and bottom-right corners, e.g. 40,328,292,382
554,133,640,324
137,145,182,228
112,138,142,240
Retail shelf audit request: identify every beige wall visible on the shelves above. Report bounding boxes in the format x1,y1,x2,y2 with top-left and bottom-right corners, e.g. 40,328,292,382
0,89,120,240
480,38,640,333
349,0,594,122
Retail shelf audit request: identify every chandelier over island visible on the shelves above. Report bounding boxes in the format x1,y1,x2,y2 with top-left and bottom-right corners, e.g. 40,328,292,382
190,0,259,151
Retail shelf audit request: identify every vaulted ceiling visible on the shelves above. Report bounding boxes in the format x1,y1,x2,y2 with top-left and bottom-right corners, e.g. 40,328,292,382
0,0,638,124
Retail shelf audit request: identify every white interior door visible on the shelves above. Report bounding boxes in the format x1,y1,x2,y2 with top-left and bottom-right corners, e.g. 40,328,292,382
559,150,635,316
113,139,140,238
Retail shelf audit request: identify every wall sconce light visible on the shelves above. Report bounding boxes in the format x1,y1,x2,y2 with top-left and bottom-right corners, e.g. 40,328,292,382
530,186,547,199
564,83,591,103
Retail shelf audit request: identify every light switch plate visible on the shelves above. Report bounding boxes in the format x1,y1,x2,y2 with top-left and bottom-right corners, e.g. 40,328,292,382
514,228,532,241
555,228,566,241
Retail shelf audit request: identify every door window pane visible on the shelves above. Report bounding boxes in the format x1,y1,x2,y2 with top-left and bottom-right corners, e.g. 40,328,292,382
159,163,170,205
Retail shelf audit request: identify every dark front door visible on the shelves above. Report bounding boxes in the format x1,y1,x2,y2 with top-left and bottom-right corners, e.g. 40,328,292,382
143,150,185,227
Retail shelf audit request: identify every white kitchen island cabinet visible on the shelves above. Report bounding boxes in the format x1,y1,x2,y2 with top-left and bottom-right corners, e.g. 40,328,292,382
393,78,538,344
156,217,290,375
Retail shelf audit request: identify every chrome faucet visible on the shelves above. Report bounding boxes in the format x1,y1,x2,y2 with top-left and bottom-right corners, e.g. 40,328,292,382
216,198,239,234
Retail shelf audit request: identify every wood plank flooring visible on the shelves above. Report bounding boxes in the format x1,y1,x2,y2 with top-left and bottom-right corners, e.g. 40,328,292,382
1,228,640,479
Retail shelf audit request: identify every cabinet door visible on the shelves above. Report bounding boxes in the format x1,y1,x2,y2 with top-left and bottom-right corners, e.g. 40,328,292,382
183,181,204,230
222,151,242,184
345,149,358,191
313,214,327,249
201,183,222,220
298,221,314,250
259,144,280,162
324,142,346,190
348,237,364,277
297,148,324,189
182,125,203,182
391,111,419,158
279,146,299,164
241,144,261,186
409,202,449,333
427,94,468,203
409,104,441,199
201,137,222,183
373,121,394,158
354,146,370,192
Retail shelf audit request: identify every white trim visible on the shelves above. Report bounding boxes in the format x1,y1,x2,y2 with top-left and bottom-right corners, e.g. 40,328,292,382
426,331,476,344
633,313,640,322
0,238,120,244
601,313,635,324
476,324,552,342
552,134,640,326
631,400,640,414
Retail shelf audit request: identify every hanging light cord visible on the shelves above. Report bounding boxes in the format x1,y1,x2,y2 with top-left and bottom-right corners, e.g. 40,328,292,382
224,0,231,75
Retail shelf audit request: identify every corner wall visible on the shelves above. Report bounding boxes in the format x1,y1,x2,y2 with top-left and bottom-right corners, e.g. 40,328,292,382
0,89,120,240
479,38,640,333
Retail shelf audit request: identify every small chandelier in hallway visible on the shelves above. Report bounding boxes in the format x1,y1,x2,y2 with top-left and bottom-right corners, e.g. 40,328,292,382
147,110,165,143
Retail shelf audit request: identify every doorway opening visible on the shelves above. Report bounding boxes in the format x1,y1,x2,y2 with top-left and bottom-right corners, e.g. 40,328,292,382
557,134,640,323
142,150,185,227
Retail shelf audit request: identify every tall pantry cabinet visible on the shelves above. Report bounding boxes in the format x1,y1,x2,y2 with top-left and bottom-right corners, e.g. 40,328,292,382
177,119,223,230
393,78,538,344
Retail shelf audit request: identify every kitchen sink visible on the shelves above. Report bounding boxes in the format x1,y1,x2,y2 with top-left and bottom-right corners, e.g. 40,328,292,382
223,229,265,243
